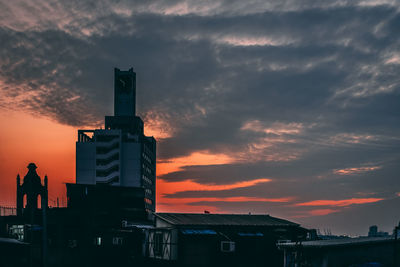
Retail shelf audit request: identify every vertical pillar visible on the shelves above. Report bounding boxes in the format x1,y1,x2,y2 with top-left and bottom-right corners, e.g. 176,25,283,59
42,175,48,267
16,174,23,217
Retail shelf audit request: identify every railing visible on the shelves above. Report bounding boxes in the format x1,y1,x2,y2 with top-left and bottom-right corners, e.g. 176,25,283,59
96,138,120,149
96,165,119,177
77,130,95,143
96,160,120,171
96,148,119,159
96,153,119,165
0,206,17,216
96,170,120,184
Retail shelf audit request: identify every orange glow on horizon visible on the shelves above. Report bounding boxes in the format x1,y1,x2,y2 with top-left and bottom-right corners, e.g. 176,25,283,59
0,110,76,206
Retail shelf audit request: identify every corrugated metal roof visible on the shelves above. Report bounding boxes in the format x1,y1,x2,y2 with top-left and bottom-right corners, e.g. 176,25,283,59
155,213,299,227
279,236,395,248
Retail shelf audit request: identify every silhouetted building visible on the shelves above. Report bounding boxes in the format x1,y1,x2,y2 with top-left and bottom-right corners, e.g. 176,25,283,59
76,68,156,214
147,213,308,267
368,225,389,237
279,236,400,266
16,163,48,221
368,225,378,237
66,183,149,223
0,237,30,267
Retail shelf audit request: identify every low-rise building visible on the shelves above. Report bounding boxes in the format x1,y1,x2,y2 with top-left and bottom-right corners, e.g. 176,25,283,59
147,213,308,267
279,236,400,267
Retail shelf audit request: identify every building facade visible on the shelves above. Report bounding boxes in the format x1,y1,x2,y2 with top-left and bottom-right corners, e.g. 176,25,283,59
147,213,309,267
279,236,400,267
76,68,156,213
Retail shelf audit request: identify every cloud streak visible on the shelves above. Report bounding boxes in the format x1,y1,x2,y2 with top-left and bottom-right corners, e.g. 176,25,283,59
295,198,384,207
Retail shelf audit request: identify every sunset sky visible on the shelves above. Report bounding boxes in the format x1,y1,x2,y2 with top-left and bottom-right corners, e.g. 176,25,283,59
1,0,400,236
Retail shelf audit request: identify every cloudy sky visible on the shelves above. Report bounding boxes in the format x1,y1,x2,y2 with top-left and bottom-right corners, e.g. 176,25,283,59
1,0,400,235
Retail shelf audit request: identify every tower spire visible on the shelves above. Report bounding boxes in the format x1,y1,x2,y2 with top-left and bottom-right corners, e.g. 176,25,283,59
114,67,136,116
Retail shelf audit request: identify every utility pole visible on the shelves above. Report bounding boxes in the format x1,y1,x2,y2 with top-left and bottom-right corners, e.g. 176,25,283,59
395,225,399,267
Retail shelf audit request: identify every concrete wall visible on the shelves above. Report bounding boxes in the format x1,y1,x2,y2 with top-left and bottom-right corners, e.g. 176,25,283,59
76,142,96,184
121,143,141,187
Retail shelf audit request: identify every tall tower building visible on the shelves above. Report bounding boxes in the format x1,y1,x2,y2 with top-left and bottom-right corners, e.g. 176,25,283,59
76,68,156,213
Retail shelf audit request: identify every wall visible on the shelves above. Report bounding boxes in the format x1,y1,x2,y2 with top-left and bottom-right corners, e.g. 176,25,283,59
121,142,141,187
76,142,96,184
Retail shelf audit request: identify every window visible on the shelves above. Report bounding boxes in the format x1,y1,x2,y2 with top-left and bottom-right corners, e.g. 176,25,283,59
145,189,152,196
221,241,235,252
112,237,123,245
154,233,163,256
9,225,24,241
95,237,102,246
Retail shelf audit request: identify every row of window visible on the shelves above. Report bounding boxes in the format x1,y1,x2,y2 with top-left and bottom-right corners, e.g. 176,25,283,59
142,164,153,175
96,135,119,142
93,236,123,246
142,174,153,185
145,198,153,205
96,165,119,177
96,153,119,165
145,188,153,196
143,145,154,158
96,142,119,154
142,152,152,164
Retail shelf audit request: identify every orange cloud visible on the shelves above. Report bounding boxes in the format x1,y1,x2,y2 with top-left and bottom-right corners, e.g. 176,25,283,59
291,208,341,218
157,151,234,176
158,178,271,194
333,166,382,175
308,209,340,216
295,198,384,207
144,111,175,139
156,178,273,210
330,133,377,145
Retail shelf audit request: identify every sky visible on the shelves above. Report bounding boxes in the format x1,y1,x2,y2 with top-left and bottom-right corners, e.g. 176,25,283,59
1,0,400,236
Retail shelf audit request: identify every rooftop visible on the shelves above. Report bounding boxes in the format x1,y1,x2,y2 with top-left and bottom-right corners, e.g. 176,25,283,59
279,236,396,248
155,213,300,227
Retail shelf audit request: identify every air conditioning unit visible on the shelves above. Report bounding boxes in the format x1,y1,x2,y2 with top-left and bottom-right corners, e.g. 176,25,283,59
221,241,235,252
